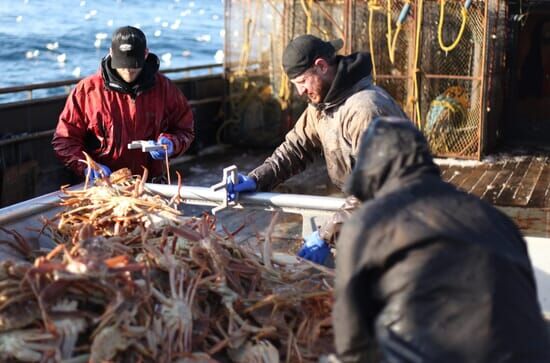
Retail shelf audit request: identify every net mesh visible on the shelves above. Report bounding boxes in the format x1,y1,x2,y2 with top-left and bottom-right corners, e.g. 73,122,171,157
225,0,489,159
419,0,487,157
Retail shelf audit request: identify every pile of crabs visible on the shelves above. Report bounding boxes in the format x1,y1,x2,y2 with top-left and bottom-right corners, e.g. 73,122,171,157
0,168,334,363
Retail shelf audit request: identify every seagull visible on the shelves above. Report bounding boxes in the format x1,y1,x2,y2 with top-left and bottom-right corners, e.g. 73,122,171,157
214,50,224,63
72,67,81,78
161,53,172,64
26,50,39,59
46,42,59,50
57,53,67,63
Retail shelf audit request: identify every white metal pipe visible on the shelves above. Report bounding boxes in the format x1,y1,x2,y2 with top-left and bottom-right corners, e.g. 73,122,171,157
0,183,346,226
0,189,65,226
144,184,346,215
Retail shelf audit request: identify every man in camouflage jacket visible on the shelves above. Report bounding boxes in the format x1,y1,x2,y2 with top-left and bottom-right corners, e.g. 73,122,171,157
229,34,407,263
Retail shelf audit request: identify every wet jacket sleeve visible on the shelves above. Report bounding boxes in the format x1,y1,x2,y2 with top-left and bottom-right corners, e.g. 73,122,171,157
52,87,89,177
248,108,321,191
333,214,380,362
158,83,195,157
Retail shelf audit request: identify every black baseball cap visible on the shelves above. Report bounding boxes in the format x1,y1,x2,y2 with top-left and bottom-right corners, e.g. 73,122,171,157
282,34,344,79
110,26,147,69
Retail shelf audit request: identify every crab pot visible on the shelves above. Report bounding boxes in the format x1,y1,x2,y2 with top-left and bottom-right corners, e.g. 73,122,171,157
224,0,515,160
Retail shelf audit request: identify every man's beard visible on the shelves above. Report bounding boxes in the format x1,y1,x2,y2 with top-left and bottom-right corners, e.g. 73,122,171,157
306,79,331,106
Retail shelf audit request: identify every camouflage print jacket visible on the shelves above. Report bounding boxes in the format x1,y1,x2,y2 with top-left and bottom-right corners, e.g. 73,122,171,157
248,52,408,242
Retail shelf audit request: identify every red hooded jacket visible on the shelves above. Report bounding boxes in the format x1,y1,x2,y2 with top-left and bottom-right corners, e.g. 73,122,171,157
53,54,194,178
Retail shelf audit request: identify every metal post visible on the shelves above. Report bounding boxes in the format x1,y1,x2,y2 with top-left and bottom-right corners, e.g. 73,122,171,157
145,184,345,216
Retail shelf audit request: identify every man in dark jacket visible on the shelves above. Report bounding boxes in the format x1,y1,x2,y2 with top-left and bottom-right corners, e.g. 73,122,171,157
53,26,194,182
228,34,407,263
333,117,550,362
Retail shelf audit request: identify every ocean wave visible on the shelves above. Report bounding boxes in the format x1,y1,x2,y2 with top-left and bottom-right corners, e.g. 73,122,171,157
0,0,224,92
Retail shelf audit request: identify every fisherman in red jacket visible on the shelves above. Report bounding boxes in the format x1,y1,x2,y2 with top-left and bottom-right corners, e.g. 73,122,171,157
53,26,194,182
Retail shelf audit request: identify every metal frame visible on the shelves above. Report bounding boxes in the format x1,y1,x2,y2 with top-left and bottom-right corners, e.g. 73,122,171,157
225,0,491,159
416,0,488,160
0,63,223,102
0,183,346,239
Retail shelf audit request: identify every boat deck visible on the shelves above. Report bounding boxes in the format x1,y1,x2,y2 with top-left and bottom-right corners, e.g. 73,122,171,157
439,154,550,208
438,152,550,238
171,146,550,240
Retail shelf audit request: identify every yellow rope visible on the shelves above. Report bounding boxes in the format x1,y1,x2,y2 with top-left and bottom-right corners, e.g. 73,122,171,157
368,0,383,83
431,99,463,114
386,1,402,64
387,0,411,64
278,68,291,109
412,0,423,128
442,86,469,110
437,0,468,54
237,0,262,76
308,0,314,33
388,24,403,64
386,0,393,60
237,17,252,76
426,93,468,152
300,0,314,33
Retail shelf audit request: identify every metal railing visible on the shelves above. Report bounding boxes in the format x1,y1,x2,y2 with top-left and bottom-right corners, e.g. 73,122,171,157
0,183,345,240
0,63,224,103
0,97,226,148
0,63,226,147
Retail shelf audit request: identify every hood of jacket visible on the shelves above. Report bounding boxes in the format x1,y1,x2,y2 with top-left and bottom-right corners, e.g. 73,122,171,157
318,52,373,110
345,117,440,201
101,53,160,97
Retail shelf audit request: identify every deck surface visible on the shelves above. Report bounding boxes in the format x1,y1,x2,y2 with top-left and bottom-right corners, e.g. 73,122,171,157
171,146,550,239
439,154,550,208
438,152,550,238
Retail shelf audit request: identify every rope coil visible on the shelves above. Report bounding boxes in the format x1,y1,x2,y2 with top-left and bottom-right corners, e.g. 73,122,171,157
426,86,470,153
438,0,472,54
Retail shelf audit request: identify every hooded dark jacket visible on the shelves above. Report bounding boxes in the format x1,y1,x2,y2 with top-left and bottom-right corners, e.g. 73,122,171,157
249,52,407,241
53,54,194,178
334,117,550,362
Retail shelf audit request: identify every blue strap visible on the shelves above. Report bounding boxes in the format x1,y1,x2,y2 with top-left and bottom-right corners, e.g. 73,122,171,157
397,3,411,25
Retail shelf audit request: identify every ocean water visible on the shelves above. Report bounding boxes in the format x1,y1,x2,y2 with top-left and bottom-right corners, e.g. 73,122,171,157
0,0,224,101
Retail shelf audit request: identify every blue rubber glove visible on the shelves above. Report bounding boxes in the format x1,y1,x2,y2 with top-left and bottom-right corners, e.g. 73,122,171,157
226,173,257,202
297,231,330,264
149,136,174,160
85,163,111,181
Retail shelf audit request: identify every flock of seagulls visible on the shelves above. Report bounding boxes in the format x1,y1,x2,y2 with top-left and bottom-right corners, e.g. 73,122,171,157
17,0,224,78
